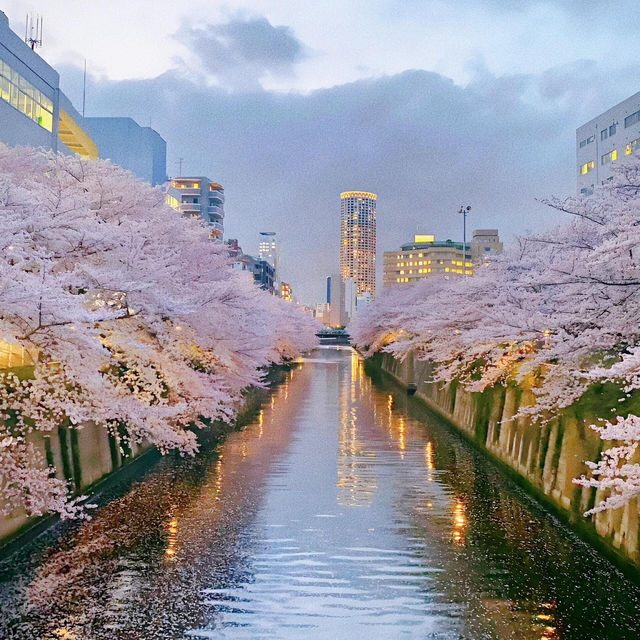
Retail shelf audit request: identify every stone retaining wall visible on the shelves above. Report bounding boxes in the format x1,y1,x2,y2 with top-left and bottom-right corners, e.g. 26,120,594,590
0,367,286,549
371,352,640,570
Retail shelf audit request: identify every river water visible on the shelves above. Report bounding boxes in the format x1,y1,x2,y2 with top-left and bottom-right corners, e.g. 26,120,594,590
1,348,640,639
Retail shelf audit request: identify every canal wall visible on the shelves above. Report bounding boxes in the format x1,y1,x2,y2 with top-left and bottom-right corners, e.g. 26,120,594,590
368,352,640,571
0,367,286,550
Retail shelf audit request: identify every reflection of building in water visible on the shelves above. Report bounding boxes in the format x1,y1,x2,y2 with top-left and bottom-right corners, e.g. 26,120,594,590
337,352,377,507
452,498,467,546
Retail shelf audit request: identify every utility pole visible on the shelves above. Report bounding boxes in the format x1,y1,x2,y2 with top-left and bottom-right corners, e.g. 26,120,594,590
458,205,471,277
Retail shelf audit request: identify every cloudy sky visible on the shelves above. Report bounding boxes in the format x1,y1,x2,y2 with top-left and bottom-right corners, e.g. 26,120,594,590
4,1,640,303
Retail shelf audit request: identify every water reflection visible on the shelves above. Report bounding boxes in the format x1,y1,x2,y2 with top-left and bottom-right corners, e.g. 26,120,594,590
451,498,467,546
1,349,640,639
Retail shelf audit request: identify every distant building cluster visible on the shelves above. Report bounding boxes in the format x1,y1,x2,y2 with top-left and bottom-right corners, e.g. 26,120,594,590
383,230,502,287
225,235,288,297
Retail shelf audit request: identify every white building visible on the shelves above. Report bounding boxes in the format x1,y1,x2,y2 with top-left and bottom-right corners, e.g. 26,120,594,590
258,232,279,284
344,279,357,322
356,292,372,314
165,177,225,240
577,91,640,195
326,274,348,328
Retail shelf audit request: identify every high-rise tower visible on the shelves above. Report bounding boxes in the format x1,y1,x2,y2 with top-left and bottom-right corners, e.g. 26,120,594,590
340,191,377,298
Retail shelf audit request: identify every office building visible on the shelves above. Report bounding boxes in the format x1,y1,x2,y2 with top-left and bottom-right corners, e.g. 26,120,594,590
344,279,357,321
383,230,502,287
165,177,225,239
83,117,167,186
327,274,348,328
0,11,166,185
577,91,640,195
258,232,279,284
0,11,96,158
340,191,377,298
356,292,372,314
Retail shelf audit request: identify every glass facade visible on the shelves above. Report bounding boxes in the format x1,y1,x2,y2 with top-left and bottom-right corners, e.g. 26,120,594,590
0,59,53,131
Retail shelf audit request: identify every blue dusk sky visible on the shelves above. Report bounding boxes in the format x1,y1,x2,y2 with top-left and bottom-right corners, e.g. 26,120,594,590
4,1,640,303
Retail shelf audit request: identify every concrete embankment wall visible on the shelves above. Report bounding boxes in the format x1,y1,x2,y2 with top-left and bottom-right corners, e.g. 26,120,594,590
0,373,279,549
370,352,640,571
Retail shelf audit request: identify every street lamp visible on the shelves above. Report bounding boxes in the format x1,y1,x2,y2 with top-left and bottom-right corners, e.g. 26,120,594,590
457,205,471,277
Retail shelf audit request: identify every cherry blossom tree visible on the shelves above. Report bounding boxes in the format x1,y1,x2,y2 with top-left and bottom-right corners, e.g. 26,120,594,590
0,144,319,518
352,156,640,513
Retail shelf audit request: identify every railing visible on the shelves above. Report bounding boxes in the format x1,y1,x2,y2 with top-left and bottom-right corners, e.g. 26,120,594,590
180,202,201,212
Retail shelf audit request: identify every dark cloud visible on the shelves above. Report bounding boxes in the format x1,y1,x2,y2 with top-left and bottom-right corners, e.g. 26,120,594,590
176,17,306,89
57,61,640,303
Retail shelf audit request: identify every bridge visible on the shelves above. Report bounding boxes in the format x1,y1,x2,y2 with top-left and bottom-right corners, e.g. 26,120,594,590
316,328,351,346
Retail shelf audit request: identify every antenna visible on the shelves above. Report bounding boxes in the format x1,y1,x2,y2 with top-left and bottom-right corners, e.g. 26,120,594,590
25,14,43,50
177,157,184,176
82,59,86,117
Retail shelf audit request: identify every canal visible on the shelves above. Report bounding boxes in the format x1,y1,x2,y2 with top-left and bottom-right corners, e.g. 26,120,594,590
1,348,640,639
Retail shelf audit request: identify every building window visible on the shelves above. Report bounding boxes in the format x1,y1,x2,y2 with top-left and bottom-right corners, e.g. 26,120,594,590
579,139,586,148
586,135,595,144
625,111,640,128
625,137,640,155
601,129,608,141
609,124,617,136
0,60,53,132
580,160,595,175
601,149,617,165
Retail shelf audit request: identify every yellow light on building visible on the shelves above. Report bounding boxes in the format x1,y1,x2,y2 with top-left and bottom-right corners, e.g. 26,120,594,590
414,234,435,243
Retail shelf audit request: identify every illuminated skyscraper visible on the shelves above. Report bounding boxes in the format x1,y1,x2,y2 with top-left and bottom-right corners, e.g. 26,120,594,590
340,191,377,298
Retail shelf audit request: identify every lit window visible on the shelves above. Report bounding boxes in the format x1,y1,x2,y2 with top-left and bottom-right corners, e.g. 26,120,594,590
601,149,617,165
580,161,594,175
0,60,53,132
626,138,640,155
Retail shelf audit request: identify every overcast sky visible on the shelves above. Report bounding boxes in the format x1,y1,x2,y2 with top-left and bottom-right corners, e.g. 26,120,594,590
4,1,640,303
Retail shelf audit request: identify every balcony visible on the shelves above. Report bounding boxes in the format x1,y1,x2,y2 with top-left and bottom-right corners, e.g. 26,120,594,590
208,205,224,218
180,202,201,213
170,185,201,196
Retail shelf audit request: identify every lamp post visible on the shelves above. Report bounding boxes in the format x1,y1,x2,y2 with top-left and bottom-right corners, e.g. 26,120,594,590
458,205,471,277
